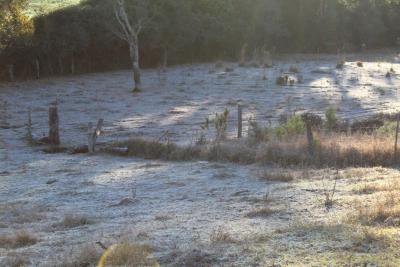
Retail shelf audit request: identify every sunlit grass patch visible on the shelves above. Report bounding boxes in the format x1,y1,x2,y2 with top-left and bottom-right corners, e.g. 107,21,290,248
350,192,400,226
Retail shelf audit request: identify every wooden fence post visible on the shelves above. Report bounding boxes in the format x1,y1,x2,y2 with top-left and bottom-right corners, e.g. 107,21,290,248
237,104,242,138
346,119,351,136
306,121,315,157
48,105,60,145
27,108,32,143
394,114,400,163
1,101,8,127
88,119,104,153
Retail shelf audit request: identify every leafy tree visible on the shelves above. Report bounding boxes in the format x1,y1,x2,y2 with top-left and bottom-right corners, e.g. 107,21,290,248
0,0,33,80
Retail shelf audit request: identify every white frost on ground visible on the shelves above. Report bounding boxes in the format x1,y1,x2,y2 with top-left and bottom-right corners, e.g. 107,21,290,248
1,53,400,266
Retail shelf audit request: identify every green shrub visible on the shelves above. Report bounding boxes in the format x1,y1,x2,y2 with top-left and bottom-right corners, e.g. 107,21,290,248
275,116,305,139
377,121,397,136
325,108,338,131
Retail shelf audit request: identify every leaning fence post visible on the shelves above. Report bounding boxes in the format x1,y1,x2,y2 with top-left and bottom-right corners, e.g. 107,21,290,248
237,104,242,138
394,114,400,163
48,104,60,145
88,119,104,154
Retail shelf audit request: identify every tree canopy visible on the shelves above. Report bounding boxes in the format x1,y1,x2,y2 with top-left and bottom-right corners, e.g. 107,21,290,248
1,0,400,80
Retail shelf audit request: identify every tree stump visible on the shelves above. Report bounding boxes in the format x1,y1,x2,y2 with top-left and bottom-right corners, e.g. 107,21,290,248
48,105,60,145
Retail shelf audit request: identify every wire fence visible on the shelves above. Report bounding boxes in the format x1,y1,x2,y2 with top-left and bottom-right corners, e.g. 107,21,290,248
1,97,399,149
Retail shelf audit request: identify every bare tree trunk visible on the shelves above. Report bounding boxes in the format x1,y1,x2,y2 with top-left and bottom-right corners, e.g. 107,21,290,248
48,61,54,76
162,47,168,72
114,0,145,92
35,59,40,79
130,42,141,92
8,65,15,82
71,55,75,75
58,57,64,75
239,43,247,66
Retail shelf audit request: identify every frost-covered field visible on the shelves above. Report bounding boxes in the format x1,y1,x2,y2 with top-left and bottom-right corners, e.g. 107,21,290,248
1,53,400,266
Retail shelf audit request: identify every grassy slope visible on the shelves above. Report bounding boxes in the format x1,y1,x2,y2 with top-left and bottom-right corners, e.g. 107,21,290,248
26,0,81,17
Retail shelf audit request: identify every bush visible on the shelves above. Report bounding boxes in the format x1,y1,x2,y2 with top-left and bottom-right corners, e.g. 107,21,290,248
275,115,306,139
276,75,289,86
377,121,397,136
325,108,338,131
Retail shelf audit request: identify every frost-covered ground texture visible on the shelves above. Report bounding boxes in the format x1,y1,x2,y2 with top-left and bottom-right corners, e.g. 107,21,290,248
1,52,400,266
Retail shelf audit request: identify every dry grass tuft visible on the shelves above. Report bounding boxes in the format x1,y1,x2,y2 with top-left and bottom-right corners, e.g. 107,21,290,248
154,215,172,221
260,170,294,182
173,249,217,267
57,245,101,267
2,252,30,267
352,182,393,195
246,207,277,218
105,243,158,266
343,168,369,179
352,227,390,250
351,192,400,226
110,138,202,161
0,203,47,224
0,230,38,248
209,227,236,244
54,214,93,229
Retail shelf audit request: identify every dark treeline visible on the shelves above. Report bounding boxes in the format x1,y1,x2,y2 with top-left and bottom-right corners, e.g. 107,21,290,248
1,0,400,81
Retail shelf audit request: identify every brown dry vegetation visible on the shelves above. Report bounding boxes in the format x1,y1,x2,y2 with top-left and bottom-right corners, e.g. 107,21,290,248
109,132,395,168
209,227,237,244
259,170,294,182
54,214,94,229
246,207,277,218
57,245,101,267
352,182,394,195
351,192,400,226
2,252,30,267
0,230,38,249
104,243,158,267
